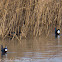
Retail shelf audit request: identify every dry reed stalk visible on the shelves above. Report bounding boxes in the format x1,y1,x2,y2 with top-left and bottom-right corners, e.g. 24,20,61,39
3,13,16,39
0,0,62,40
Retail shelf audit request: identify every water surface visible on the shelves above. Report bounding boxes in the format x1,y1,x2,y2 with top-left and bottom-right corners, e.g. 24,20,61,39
0,35,62,62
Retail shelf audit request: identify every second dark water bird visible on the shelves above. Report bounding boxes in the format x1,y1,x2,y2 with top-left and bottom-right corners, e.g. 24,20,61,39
55,28,60,38
1,45,7,55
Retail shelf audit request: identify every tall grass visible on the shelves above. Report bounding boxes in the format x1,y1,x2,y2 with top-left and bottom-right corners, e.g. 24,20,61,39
0,0,62,39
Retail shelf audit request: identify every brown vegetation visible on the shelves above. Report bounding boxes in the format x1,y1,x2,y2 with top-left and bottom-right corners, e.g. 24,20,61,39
0,0,62,40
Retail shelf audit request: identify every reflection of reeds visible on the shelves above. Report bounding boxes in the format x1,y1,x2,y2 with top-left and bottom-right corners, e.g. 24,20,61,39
0,0,62,40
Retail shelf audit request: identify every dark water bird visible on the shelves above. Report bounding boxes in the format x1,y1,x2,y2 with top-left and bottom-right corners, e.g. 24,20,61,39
1,45,7,55
55,28,60,38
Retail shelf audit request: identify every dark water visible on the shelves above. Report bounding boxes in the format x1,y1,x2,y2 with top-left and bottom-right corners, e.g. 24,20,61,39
0,35,62,62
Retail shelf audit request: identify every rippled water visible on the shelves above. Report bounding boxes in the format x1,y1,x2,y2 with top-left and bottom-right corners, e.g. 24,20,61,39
0,34,62,62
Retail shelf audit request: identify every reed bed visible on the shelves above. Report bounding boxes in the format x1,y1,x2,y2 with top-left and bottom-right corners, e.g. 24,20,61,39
0,0,62,40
